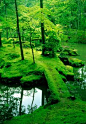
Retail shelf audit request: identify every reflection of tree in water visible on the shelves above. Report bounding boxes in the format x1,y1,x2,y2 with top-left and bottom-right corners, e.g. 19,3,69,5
0,86,21,123
27,88,37,114
0,84,49,123
67,65,86,100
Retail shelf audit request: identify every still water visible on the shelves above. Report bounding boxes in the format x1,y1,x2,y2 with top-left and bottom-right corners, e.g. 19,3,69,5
64,43,86,100
0,84,49,123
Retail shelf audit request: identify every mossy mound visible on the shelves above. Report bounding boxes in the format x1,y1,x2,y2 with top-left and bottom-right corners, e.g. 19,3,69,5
20,74,44,87
60,46,78,56
0,60,44,85
69,57,85,67
56,63,74,81
0,44,74,104
44,65,70,103
4,99,86,124
0,58,5,68
59,54,84,67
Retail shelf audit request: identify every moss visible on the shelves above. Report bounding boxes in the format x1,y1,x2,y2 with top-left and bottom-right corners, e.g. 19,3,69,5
69,57,84,67
1,61,44,85
4,99,86,124
56,62,74,81
60,74,67,82
20,74,42,83
0,45,71,101
7,53,20,60
65,65,74,80
0,58,5,68
69,49,78,56
1,44,85,124
61,46,78,56
44,65,70,102
65,65,73,72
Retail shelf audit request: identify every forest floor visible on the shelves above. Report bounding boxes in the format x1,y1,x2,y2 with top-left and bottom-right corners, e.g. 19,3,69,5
0,44,86,124
4,98,86,124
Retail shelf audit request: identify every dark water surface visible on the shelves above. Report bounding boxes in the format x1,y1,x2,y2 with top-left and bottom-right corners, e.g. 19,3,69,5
0,84,49,123
63,43,86,100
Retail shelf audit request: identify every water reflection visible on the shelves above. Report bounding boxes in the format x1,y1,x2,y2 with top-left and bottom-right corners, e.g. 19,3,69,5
63,43,86,101
66,65,86,100
0,85,49,123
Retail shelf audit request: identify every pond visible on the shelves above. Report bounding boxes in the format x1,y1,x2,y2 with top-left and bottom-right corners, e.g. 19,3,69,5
63,43,86,100
0,84,49,123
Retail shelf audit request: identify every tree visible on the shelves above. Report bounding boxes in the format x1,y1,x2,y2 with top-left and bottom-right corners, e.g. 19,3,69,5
0,28,1,48
30,25,35,63
0,0,2,47
40,0,45,55
14,0,24,60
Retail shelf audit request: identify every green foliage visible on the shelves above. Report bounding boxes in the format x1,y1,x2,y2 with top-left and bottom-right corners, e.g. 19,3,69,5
44,30,61,57
67,30,86,43
7,53,20,60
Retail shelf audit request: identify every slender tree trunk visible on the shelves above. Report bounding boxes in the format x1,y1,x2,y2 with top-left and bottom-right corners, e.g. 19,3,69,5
15,0,24,60
0,32,2,47
4,0,9,39
19,88,23,115
77,0,81,30
0,0,2,47
31,88,35,113
40,0,45,55
30,28,35,63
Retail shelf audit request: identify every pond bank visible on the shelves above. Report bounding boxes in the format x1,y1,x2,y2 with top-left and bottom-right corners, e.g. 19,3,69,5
4,99,86,124
0,44,74,102
0,44,85,124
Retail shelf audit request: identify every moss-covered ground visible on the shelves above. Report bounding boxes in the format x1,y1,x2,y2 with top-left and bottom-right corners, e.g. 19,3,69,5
4,99,86,124
0,44,85,124
0,44,72,100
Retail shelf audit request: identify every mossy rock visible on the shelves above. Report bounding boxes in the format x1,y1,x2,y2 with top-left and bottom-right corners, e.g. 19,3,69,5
0,58,5,68
68,57,84,67
59,53,84,67
65,65,73,73
62,46,78,56
65,65,74,80
60,74,67,82
58,53,69,65
44,66,70,102
20,74,43,85
56,64,74,81
69,49,78,56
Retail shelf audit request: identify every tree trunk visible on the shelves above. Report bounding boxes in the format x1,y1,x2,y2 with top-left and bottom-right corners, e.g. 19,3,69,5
40,0,45,55
0,0,2,47
30,27,35,63
15,0,24,60
4,0,9,39
0,32,2,47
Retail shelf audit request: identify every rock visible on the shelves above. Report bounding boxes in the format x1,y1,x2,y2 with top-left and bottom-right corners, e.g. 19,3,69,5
58,53,69,65
69,49,78,56
68,57,84,67
60,46,78,56
59,53,84,67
